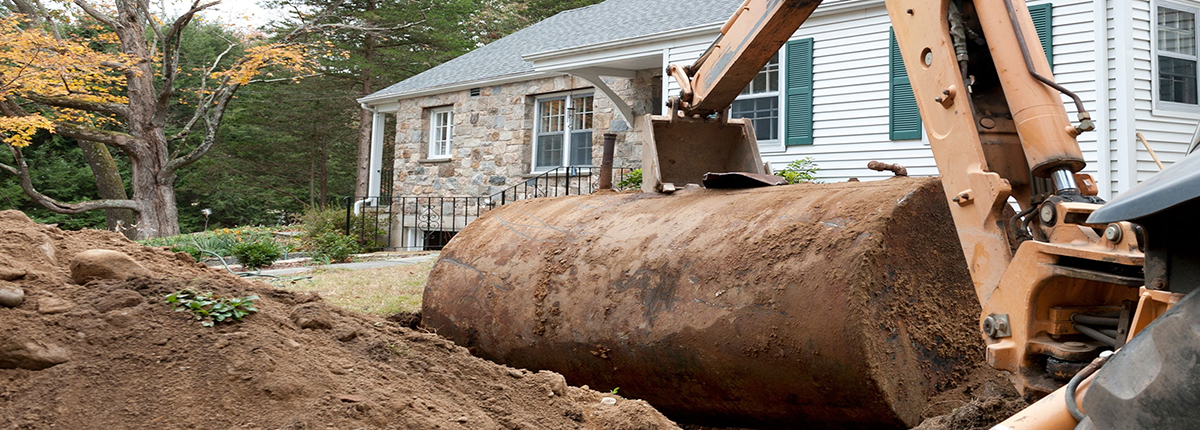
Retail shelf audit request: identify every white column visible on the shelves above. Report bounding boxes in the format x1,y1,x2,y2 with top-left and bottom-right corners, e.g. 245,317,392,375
368,110,386,199
1112,0,1137,196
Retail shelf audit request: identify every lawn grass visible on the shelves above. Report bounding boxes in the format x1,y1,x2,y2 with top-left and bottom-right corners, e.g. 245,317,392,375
280,261,434,316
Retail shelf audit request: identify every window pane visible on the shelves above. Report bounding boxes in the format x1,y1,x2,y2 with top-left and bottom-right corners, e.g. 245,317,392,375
1159,7,1197,56
742,54,779,95
570,131,593,165
1160,56,1199,104
572,95,594,130
540,99,565,133
730,96,780,141
536,134,564,169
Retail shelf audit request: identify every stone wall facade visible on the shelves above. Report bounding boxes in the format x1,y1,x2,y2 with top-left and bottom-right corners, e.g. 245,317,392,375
391,69,661,197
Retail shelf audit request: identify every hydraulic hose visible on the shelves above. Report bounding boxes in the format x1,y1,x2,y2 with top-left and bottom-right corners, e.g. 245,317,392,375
1066,350,1114,421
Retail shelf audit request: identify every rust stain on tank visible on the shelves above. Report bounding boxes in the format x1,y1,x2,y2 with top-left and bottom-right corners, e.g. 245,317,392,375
423,177,983,429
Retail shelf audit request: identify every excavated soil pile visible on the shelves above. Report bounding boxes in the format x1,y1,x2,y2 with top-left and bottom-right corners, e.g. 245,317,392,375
0,210,678,430
911,365,1029,430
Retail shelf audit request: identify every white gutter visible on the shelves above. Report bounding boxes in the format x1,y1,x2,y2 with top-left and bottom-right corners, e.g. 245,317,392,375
1094,0,1111,198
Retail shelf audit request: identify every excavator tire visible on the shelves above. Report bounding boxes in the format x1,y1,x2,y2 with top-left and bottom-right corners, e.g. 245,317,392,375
422,177,982,429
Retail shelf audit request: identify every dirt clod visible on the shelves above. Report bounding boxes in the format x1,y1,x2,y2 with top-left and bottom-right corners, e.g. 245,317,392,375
93,289,144,312
68,249,151,284
290,302,334,330
36,297,74,314
0,210,679,429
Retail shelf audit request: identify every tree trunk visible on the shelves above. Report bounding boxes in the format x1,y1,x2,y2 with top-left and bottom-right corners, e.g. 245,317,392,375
127,145,180,239
77,140,136,238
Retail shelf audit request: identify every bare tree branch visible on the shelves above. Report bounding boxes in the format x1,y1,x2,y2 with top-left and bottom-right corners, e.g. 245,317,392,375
284,0,346,41
24,94,130,118
247,73,322,84
314,20,425,33
73,0,120,29
3,144,139,214
162,84,237,177
158,0,222,107
53,122,136,150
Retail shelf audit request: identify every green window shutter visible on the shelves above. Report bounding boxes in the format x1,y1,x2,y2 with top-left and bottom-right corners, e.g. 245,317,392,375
785,38,814,146
889,28,921,140
1028,3,1054,67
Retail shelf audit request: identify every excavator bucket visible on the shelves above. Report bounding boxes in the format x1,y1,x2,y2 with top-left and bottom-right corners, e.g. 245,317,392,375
423,177,983,429
642,112,765,192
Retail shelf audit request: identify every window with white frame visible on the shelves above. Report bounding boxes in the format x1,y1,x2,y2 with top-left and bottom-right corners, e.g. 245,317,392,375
731,53,781,150
1156,3,1200,107
429,107,453,159
534,92,594,171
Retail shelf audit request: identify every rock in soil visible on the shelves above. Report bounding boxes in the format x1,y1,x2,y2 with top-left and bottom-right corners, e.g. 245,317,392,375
0,339,69,370
0,210,680,430
69,249,151,284
0,283,23,307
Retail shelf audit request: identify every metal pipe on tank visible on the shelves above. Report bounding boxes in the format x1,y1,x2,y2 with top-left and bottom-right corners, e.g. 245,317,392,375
599,133,617,190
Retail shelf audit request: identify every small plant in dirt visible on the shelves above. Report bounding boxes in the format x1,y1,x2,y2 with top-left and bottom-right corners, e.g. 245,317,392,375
310,232,360,264
777,157,819,184
616,168,642,190
166,290,259,327
231,239,284,270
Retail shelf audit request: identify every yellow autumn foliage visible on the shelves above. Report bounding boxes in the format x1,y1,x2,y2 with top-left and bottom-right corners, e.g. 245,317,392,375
0,11,315,147
0,14,133,146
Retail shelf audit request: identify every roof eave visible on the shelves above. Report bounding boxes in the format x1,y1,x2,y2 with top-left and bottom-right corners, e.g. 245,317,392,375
357,71,560,106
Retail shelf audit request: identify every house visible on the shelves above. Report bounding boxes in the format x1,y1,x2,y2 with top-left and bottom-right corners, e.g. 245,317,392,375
358,0,1200,248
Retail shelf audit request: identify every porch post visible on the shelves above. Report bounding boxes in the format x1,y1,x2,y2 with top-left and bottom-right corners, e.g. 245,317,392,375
368,110,387,199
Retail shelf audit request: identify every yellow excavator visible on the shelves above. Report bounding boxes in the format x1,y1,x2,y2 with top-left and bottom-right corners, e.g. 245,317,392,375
423,1,1200,429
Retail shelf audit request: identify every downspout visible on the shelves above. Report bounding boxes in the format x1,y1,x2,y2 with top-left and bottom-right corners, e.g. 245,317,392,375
1095,0,1111,198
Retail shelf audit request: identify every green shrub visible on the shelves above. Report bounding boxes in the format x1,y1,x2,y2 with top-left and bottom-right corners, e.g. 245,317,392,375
616,168,642,190
166,290,259,327
311,232,360,263
301,206,386,250
231,239,283,270
140,226,295,258
777,157,819,184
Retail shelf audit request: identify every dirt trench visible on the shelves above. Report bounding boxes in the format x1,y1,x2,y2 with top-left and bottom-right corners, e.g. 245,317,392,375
0,210,677,430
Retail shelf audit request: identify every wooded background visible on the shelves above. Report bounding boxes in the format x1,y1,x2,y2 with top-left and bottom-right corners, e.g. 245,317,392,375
0,0,603,237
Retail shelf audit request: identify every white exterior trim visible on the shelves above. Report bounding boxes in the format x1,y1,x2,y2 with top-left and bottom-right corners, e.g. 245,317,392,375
429,106,454,160
358,72,558,106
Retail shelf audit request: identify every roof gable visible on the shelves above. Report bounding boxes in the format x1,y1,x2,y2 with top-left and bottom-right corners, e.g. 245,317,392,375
362,0,742,102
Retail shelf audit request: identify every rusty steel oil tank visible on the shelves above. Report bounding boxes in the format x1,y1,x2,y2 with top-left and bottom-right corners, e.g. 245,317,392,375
422,177,982,429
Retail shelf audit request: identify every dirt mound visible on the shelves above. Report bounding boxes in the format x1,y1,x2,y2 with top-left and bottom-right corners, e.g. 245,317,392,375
0,210,678,430
911,365,1029,430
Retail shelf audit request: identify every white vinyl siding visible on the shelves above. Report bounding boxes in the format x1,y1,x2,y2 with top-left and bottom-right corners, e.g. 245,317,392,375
1131,0,1199,190
429,107,453,159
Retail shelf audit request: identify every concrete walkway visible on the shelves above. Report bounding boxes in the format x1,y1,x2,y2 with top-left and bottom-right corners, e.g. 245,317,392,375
257,253,439,276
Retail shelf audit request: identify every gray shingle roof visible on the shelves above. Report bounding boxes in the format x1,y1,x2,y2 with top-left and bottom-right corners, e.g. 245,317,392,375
362,0,743,102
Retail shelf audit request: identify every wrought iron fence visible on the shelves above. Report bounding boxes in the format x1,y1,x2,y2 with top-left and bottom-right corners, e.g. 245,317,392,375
345,165,639,251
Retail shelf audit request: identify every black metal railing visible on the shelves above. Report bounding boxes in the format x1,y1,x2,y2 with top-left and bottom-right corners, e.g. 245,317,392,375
487,165,639,205
345,166,639,251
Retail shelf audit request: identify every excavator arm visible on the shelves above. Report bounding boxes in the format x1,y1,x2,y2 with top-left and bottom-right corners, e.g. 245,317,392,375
659,0,1183,428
